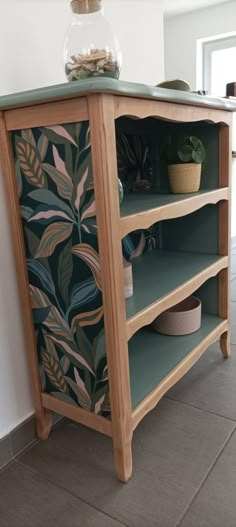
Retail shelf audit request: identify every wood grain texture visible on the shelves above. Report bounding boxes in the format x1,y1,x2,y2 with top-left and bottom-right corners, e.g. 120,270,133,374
132,320,228,431
120,188,229,239
42,394,112,437
219,122,232,358
127,257,228,340
5,97,88,131
0,112,52,438
114,96,232,124
88,94,133,482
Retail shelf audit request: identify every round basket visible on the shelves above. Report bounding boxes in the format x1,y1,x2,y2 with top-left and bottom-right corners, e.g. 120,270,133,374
151,296,202,336
168,163,201,193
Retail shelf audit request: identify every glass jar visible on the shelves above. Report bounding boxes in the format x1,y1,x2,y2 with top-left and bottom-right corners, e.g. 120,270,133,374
64,0,122,82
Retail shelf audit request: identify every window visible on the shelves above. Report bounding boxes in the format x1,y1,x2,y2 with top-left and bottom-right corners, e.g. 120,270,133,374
203,35,236,151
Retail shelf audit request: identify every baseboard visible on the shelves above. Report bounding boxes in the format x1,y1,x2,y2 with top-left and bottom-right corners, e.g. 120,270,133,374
0,413,62,471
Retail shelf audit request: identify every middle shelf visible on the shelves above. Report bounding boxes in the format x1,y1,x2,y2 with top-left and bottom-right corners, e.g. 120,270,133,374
125,250,228,339
120,188,229,238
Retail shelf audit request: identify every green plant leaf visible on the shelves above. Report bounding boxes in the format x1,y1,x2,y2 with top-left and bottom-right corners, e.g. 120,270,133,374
35,222,73,258
44,304,74,342
58,239,73,307
177,144,192,163
47,335,94,374
75,323,94,370
29,189,75,220
37,133,48,160
33,306,51,324
21,206,33,221
65,367,91,410
72,244,102,290
71,305,103,333
27,259,55,295
42,145,73,200
60,356,71,375
16,159,23,198
25,227,40,258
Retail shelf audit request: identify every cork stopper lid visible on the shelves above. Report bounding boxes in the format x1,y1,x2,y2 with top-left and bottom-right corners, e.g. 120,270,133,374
70,0,102,14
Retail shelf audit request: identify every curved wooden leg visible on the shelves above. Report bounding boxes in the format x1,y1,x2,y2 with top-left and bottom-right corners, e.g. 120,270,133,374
36,409,52,440
220,331,231,358
113,437,133,483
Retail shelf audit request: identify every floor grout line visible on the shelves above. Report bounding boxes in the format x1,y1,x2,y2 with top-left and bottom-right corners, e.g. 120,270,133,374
15,459,129,527
165,394,236,424
175,424,236,527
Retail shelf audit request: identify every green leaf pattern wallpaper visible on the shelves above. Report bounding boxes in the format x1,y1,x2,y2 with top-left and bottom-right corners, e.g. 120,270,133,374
12,122,157,418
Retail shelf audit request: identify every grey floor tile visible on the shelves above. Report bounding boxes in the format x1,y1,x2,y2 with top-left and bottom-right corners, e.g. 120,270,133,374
0,462,124,527
0,436,12,470
167,344,236,420
19,398,234,527
179,430,236,527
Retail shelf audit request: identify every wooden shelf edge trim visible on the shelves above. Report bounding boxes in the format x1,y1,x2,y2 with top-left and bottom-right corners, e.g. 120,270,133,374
120,188,229,239
42,393,112,437
5,97,89,131
114,96,232,125
132,319,228,431
127,256,228,340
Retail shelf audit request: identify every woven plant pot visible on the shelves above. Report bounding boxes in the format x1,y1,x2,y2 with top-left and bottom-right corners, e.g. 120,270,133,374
168,163,201,193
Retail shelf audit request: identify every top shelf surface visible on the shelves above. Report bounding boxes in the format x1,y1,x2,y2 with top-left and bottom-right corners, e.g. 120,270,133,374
1,78,236,112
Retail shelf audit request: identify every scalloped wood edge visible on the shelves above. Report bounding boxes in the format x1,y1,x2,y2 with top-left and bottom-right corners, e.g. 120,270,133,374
127,256,228,340
132,319,229,431
120,188,229,239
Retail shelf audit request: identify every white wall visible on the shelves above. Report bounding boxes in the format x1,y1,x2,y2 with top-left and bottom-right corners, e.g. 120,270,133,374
0,0,164,438
164,1,236,90
164,1,236,237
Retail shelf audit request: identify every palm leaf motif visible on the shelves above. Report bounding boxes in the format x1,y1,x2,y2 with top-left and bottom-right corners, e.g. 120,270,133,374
65,367,91,410
30,285,50,309
71,306,103,333
42,350,68,393
42,146,73,200
35,222,73,258
21,129,36,148
72,244,102,290
15,136,45,188
44,304,73,342
58,240,73,307
37,134,48,160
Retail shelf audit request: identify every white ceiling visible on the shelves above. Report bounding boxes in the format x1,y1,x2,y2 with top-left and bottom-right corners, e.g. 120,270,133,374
163,0,232,16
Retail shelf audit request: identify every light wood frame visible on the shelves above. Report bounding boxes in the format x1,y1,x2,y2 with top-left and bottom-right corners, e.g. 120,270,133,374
0,91,233,482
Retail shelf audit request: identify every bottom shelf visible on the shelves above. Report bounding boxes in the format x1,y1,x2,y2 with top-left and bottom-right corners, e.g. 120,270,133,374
129,314,225,411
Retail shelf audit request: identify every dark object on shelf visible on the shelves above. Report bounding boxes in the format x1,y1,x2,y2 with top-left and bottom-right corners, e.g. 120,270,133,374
226,82,236,97
191,90,208,96
117,134,152,192
151,296,202,336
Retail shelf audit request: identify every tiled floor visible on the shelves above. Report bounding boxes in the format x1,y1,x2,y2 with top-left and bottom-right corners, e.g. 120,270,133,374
0,243,236,527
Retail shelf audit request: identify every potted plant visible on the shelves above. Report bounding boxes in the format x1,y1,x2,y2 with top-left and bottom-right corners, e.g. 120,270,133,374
164,135,206,193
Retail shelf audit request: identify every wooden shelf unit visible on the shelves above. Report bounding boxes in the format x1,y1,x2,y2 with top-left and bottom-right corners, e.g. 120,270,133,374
0,79,235,483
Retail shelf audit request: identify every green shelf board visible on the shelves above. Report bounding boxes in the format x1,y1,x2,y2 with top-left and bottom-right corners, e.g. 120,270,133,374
120,190,219,218
129,314,223,409
1,78,236,111
126,250,222,320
